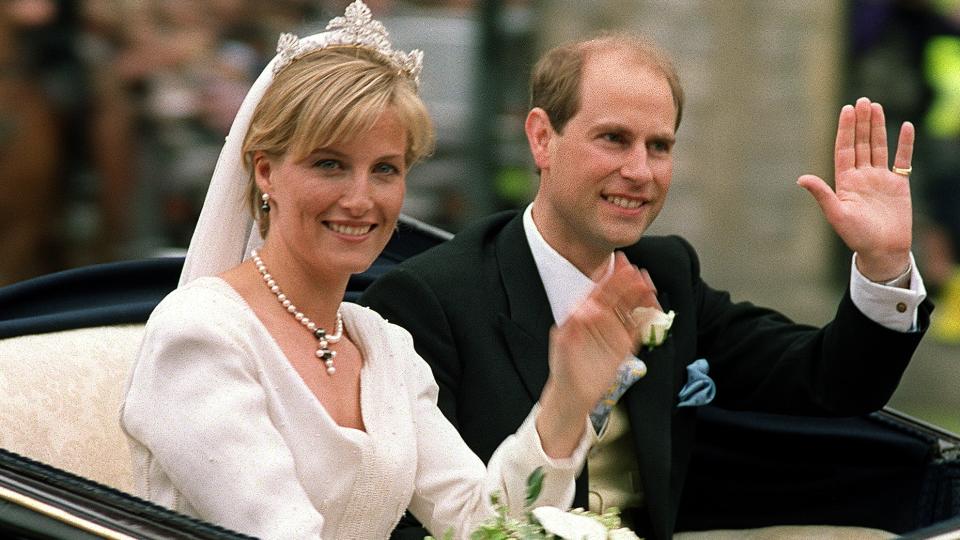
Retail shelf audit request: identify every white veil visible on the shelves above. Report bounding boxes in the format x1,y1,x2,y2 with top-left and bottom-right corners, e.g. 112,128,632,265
177,56,273,286
178,1,422,286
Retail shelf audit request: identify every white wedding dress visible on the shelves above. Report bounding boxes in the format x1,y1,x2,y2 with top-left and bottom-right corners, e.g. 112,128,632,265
121,277,589,540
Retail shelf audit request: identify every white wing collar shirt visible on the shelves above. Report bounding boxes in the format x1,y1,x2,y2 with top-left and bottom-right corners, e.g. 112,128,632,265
522,205,613,328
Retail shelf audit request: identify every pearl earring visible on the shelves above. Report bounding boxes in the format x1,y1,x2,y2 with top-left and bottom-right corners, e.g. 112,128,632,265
260,193,270,213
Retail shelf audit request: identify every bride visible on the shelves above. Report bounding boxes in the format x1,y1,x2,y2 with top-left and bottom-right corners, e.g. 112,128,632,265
120,2,657,539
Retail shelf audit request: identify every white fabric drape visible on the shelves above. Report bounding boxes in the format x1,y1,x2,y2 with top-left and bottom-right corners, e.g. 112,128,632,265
179,32,346,286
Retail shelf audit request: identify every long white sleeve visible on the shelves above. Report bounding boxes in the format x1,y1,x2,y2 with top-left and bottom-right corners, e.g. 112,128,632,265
396,328,592,539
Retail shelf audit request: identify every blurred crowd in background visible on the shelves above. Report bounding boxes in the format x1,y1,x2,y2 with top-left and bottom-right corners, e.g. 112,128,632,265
2,0,959,351
0,0,490,285
1,0,321,281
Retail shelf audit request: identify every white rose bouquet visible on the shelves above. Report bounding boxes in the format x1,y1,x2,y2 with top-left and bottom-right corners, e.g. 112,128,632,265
426,468,642,540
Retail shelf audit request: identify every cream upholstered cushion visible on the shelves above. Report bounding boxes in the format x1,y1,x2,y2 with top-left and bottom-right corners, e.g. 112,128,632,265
0,324,145,493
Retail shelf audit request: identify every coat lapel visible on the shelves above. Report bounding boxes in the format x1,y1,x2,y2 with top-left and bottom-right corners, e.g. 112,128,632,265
492,221,682,536
494,215,555,401
623,337,675,534
623,287,679,540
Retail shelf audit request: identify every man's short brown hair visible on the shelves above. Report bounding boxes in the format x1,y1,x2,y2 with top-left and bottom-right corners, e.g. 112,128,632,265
530,33,684,133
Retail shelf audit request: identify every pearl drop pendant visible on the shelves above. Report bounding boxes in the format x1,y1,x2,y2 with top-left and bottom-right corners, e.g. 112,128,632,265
251,249,343,375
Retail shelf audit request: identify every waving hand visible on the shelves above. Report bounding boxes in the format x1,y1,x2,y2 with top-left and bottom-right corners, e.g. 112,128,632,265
535,252,657,458
797,97,915,282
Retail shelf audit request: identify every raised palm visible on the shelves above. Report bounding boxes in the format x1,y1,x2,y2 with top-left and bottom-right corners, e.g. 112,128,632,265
798,97,915,282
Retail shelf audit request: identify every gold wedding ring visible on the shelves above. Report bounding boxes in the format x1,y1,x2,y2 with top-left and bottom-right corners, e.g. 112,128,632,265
614,307,634,327
892,165,912,176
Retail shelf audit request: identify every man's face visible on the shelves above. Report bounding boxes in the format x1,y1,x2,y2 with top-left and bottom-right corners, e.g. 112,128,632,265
528,50,676,274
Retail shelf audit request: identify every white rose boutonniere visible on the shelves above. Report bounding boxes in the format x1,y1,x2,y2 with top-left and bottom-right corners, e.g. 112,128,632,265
629,307,675,349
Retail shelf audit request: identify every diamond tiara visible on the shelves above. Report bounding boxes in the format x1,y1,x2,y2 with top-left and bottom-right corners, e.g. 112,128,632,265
272,0,423,87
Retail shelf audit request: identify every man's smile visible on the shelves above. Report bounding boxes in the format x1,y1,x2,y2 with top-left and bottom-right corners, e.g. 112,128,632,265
604,195,646,210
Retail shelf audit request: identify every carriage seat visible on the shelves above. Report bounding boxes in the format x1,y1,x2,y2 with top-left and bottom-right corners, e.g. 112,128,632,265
0,324,144,493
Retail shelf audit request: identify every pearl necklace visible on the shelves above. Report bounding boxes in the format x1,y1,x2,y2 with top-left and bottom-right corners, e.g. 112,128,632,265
251,250,343,375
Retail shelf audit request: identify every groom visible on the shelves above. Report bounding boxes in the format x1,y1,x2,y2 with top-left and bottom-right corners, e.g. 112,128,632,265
361,33,931,540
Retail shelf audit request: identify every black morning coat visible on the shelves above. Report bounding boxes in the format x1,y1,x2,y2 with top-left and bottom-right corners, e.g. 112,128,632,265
360,210,931,540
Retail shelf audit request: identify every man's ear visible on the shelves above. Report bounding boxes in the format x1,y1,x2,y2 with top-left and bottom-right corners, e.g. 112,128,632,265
253,151,274,194
525,108,554,171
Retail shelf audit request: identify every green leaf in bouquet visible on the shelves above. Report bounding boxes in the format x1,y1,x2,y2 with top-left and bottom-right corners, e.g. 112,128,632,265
525,466,545,507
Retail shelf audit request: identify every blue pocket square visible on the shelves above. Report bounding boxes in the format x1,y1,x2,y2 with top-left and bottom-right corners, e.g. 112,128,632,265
677,358,715,408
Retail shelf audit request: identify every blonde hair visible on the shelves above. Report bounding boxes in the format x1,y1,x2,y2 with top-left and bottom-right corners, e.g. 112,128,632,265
531,33,684,133
242,45,434,235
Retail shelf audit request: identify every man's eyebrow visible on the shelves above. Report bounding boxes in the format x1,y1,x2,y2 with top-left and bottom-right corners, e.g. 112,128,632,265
652,133,676,144
593,122,676,143
593,120,631,132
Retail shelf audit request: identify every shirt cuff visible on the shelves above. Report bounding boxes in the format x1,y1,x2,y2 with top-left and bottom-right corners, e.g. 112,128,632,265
850,252,927,332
